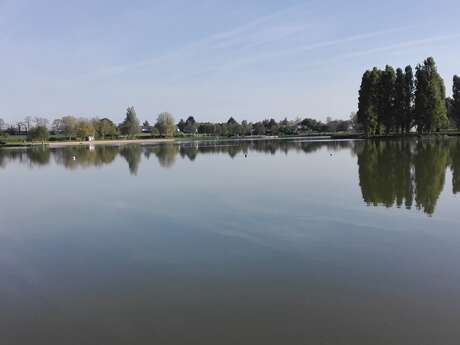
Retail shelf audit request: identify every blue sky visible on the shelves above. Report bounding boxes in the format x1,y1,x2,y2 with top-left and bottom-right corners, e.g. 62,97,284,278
1,0,460,123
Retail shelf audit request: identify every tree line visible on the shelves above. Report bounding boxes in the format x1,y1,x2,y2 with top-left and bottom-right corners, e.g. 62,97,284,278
0,108,353,143
3,56,459,143
357,57,460,136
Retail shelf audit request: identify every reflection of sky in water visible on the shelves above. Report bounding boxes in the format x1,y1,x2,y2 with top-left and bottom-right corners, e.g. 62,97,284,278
1,138,460,344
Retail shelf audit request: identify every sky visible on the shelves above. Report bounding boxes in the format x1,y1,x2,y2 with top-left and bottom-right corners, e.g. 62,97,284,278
1,0,460,124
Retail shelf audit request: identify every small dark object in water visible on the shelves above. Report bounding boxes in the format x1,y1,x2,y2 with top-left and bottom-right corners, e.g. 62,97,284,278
245,154,247,158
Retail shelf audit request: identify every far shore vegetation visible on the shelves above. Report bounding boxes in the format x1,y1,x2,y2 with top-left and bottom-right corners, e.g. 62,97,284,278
1,56,460,147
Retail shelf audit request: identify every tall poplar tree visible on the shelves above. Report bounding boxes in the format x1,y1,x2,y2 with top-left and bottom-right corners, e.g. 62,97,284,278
403,66,415,133
414,57,448,133
452,75,460,129
120,106,141,138
378,65,396,134
357,68,380,136
394,68,406,133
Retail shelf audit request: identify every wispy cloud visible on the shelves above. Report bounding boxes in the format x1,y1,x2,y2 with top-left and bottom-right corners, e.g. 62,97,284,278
68,2,459,94
214,26,412,72
285,33,460,75
342,34,460,59
76,2,312,80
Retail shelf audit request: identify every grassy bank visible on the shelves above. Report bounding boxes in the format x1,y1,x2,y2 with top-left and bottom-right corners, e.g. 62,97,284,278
2,130,460,148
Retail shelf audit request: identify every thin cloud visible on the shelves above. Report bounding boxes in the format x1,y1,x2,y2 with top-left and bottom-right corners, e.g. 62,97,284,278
289,33,460,74
342,34,460,59
76,2,312,80
212,26,412,72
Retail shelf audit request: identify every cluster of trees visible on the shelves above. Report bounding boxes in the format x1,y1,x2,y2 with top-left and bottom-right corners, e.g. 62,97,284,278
357,57,459,136
1,108,353,143
183,116,351,137
0,108,177,142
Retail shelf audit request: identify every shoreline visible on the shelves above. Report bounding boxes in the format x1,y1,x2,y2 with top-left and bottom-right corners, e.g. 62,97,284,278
0,135,337,148
2,132,460,149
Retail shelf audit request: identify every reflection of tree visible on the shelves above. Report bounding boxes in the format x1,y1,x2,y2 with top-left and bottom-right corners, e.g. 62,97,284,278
94,146,118,166
53,146,118,170
2,138,459,216
450,140,460,194
0,149,30,168
413,140,449,215
179,145,198,161
156,144,178,168
356,138,450,216
357,140,413,209
27,147,51,166
144,144,179,168
0,149,6,168
119,145,142,175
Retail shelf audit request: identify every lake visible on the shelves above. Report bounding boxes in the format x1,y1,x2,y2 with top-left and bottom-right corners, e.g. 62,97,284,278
1,138,460,344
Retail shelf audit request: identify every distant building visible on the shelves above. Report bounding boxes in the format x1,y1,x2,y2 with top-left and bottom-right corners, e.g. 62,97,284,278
181,127,198,135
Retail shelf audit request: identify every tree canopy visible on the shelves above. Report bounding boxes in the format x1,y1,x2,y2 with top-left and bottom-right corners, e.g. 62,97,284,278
27,126,49,143
452,75,460,129
155,112,176,137
120,106,141,138
357,57,448,135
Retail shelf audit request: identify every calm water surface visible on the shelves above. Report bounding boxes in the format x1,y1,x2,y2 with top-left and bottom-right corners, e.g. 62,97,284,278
1,138,460,344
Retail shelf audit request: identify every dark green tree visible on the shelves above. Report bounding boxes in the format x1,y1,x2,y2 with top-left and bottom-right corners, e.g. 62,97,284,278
414,57,448,133
184,116,197,133
452,75,460,129
357,68,380,136
120,106,141,138
394,68,406,133
177,119,186,132
378,65,396,134
402,66,415,133
394,67,414,133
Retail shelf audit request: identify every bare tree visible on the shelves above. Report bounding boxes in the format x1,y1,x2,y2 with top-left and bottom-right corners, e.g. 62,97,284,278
24,116,33,133
52,118,64,133
16,121,25,135
34,117,49,128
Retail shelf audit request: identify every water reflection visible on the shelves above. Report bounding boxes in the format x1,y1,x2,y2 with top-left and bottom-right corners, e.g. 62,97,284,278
450,139,460,194
354,138,455,216
1,138,459,215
